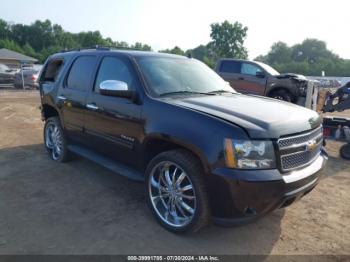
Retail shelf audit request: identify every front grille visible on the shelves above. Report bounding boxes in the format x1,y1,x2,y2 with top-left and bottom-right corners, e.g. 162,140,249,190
278,126,322,148
278,126,323,171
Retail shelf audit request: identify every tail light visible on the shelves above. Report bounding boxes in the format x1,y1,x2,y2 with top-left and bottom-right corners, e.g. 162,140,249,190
323,127,331,138
31,75,37,81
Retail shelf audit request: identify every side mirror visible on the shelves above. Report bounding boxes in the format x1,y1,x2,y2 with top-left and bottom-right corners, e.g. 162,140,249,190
99,80,134,99
256,71,265,78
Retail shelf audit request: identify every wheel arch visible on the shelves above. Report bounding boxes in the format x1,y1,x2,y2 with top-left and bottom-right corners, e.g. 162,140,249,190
142,136,210,175
41,104,59,120
267,87,296,102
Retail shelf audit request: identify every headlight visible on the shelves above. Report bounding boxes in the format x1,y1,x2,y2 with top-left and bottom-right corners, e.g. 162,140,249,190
224,139,276,169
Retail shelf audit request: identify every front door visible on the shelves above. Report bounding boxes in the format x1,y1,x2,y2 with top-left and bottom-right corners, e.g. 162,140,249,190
84,55,144,167
237,62,267,95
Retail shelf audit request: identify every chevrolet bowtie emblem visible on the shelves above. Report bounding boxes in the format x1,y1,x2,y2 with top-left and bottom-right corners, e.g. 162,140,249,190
306,139,317,151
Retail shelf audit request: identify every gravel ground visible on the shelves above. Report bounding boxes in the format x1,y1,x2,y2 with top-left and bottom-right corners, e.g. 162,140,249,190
0,90,349,255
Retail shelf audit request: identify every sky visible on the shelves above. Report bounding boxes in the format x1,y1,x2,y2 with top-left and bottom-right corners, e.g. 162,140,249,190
0,0,349,59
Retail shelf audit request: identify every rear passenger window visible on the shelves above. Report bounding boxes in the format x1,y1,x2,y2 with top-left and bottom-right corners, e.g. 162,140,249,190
41,59,64,83
66,56,96,91
94,56,134,92
219,61,241,73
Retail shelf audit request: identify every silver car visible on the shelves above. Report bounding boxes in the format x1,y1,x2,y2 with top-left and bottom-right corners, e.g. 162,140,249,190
14,69,40,89
0,64,16,85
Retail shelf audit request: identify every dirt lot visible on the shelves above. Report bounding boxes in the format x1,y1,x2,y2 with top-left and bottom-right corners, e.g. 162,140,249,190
0,90,349,255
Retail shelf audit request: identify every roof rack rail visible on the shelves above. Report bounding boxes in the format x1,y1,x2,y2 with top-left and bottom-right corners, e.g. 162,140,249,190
58,45,111,53
58,45,151,53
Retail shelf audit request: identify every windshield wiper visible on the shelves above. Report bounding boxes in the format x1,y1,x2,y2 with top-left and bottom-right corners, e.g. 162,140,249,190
206,90,235,95
159,91,214,97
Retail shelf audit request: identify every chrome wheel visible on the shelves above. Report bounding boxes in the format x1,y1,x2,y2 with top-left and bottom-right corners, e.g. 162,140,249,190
149,161,196,228
45,122,63,160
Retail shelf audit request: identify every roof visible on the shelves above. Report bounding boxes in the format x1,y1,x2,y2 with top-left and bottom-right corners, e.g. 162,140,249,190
0,48,38,63
54,48,186,59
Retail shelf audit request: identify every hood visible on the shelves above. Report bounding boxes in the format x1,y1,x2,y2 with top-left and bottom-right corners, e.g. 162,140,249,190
276,73,307,81
169,94,321,139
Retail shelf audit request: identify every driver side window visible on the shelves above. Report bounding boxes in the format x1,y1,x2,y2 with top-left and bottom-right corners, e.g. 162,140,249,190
94,56,134,92
241,63,262,76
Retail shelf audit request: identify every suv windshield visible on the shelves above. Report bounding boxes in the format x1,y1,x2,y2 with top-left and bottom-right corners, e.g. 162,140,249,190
255,61,280,76
137,57,234,96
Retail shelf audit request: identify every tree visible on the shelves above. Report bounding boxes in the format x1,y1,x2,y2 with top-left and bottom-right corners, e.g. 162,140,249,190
209,20,248,59
160,46,185,55
0,39,23,53
262,41,292,65
186,45,216,68
0,19,153,63
0,19,10,39
132,42,152,51
255,39,350,76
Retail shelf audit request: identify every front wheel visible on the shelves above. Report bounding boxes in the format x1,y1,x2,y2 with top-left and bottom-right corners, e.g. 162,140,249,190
145,150,210,233
44,116,70,162
270,90,293,102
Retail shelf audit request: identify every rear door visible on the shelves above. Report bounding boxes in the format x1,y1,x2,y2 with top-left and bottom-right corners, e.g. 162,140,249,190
84,55,144,166
217,60,241,91
57,55,97,143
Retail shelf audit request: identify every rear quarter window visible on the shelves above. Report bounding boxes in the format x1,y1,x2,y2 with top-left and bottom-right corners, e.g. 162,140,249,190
219,60,241,73
40,59,64,83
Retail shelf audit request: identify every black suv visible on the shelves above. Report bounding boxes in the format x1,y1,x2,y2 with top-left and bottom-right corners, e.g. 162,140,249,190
215,59,309,103
39,48,327,233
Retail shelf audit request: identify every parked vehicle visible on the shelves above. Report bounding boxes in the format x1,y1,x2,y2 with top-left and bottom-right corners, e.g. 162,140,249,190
14,69,40,89
215,59,309,103
39,48,327,233
0,63,15,85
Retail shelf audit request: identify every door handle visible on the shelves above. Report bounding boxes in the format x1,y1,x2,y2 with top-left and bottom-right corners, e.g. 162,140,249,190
238,77,245,80
58,95,67,101
86,103,99,110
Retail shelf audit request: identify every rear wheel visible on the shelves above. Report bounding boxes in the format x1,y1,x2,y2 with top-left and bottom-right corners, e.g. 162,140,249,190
340,144,350,160
44,117,70,162
270,89,293,102
145,150,210,233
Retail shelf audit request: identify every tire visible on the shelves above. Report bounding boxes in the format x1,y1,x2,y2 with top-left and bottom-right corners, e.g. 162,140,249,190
270,89,293,102
44,116,70,162
340,144,350,160
145,149,210,233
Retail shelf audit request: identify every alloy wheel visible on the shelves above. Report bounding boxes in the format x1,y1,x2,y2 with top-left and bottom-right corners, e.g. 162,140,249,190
45,122,63,160
149,161,196,228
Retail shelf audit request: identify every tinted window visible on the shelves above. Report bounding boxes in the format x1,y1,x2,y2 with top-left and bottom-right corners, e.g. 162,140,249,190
41,59,64,82
219,60,241,73
241,63,262,76
95,57,134,92
67,56,96,91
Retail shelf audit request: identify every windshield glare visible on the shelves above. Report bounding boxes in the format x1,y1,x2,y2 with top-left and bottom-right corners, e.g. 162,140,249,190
137,57,234,96
255,61,280,76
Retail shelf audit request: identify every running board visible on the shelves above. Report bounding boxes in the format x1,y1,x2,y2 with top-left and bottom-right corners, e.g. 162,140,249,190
68,145,144,182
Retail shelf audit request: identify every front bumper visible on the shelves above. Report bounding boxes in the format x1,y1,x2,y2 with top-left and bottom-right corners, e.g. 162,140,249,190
207,149,328,226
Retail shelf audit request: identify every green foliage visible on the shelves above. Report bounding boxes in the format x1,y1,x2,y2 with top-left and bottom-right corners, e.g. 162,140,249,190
0,18,152,63
0,18,249,68
209,20,248,59
159,46,186,55
162,21,249,68
0,38,24,53
186,45,216,68
256,39,350,76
